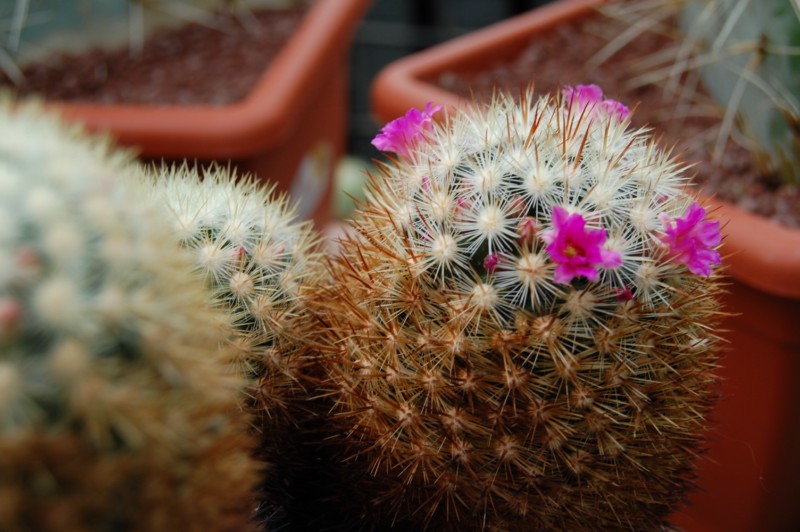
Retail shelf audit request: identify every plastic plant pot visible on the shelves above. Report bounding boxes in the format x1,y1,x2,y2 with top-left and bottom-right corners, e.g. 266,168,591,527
51,0,372,228
370,0,800,531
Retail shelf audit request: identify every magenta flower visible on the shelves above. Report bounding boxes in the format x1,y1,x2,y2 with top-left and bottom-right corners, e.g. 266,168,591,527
563,84,604,108
371,102,443,158
659,202,721,276
483,252,500,274
541,206,622,284
601,99,631,120
562,84,630,120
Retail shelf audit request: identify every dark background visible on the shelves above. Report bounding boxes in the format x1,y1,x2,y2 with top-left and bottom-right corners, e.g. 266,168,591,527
347,0,554,159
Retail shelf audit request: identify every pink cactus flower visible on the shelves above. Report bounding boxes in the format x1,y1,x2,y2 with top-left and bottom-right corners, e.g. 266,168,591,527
563,84,604,108
614,286,634,302
601,98,631,120
542,206,622,284
483,252,500,274
371,102,443,158
562,84,630,120
659,202,721,276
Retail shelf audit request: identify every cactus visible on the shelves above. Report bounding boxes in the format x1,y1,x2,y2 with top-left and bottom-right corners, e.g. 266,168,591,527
599,0,800,186
311,89,724,530
677,0,800,185
0,97,259,530
140,163,322,528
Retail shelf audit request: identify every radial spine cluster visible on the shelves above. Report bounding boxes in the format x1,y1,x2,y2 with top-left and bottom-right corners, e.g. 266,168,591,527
143,164,321,417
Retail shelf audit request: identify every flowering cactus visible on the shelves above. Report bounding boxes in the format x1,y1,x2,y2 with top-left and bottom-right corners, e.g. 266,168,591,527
312,89,724,530
563,83,630,120
371,101,443,158
0,98,259,530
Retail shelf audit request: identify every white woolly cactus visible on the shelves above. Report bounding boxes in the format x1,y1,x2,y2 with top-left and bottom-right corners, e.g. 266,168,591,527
313,88,724,530
140,163,322,527
0,98,259,530
141,163,320,415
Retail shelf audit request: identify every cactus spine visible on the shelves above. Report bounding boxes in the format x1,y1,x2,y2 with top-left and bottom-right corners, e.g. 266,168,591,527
677,0,800,184
0,98,258,531
312,89,724,530
601,0,800,185
141,163,322,528
142,164,320,412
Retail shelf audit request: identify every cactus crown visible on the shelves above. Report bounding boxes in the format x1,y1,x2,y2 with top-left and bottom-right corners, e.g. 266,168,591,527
315,89,723,529
366,87,719,316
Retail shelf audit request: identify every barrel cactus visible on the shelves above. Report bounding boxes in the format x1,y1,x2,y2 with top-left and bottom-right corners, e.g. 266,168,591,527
140,164,322,528
312,88,724,530
0,98,258,530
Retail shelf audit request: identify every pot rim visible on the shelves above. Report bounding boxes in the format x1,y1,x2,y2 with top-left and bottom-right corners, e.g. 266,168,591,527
49,0,372,159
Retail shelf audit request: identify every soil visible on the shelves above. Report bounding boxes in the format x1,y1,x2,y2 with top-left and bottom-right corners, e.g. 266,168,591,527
0,6,306,106
433,9,800,228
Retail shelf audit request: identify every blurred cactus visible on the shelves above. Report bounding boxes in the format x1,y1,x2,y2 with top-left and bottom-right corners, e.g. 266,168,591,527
311,89,724,530
678,0,800,185
143,164,320,416
141,164,322,528
0,97,258,530
600,0,800,186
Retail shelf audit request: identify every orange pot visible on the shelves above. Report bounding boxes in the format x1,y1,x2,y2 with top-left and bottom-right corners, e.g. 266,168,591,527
371,1,800,530
52,0,372,228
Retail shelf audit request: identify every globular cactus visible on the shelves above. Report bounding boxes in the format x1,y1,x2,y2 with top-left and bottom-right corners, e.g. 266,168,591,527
0,98,259,531
142,164,321,417
140,164,322,528
311,88,724,530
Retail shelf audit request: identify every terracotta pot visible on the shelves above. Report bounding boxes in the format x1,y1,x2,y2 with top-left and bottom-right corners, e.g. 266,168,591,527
371,1,800,530
52,0,372,228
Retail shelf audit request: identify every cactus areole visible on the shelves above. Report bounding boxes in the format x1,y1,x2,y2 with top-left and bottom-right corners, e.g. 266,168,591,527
317,89,724,530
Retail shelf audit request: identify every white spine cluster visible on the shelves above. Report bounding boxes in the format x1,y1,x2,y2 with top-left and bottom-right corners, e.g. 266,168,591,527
143,164,320,376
